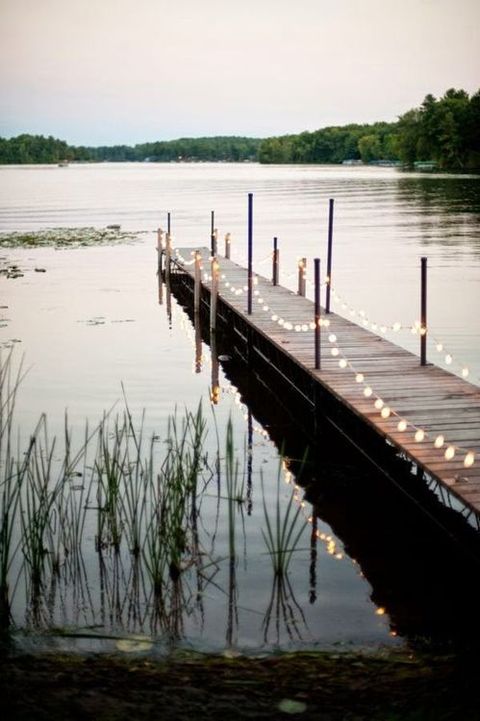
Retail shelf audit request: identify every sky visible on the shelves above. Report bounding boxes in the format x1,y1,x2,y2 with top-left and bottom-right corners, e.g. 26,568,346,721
0,0,479,145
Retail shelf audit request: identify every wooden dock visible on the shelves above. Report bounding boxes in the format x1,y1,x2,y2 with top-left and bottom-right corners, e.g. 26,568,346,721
169,246,480,523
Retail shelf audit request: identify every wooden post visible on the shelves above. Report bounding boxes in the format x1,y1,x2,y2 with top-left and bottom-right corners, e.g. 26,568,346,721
165,232,172,285
421,256,427,366
225,232,231,259
326,198,334,313
211,211,217,256
194,251,202,314
247,193,253,315
210,256,219,332
167,212,171,236
272,237,279,286
157,228,163,274
314,258,321,370
298,257,306,296
210,332,220,403
195,315,202,373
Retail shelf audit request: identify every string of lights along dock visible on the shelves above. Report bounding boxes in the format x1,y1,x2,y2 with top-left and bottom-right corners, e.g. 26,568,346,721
158,195,480,525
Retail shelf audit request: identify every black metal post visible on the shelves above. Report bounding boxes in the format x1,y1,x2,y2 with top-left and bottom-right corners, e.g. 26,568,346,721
272,236,279,286
247,193,253,315
314,257,321,369
421,256,427,366
326,198,334,313
167,212,171,236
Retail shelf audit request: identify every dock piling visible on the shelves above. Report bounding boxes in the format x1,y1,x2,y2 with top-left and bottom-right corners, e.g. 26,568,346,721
272,237,279,286
298,257,307,296
157,228,163,274
314,258,321,369
326,198,334,313
165,233,172,285
247,193,253,315
194,251,202,314
211,211,217,256
210,256,219,332
225,232,231,259
421,256,427,366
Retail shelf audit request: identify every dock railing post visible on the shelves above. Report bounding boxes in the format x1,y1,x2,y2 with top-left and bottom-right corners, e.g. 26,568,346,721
314,258,321,369
157,228,163,275
194,251,202,314
167,212,171,236
247,193,253,315
165,232,172,285
298,257,306,296
225,232,231,259
272,237,279,286
211,211,217,256
421,256,427,366
326,198,334,313
210,256,219,332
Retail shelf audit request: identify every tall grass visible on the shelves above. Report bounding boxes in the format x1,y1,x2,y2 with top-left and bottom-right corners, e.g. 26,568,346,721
261,467,307,577
0,351,309,646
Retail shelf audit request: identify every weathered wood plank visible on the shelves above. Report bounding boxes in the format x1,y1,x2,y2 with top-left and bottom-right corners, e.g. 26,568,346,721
172,248,480,518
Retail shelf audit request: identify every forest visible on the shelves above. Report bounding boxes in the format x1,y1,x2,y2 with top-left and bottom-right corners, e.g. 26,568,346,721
258,89,480,170
0,135,261,164
1,89,478,170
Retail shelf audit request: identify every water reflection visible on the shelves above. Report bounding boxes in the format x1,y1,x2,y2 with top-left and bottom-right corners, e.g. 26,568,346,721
172,277,480,649
396,176,480,251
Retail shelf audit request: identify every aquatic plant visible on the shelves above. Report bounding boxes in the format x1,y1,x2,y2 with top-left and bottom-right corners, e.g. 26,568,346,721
0,227,144,249
261,467,307,577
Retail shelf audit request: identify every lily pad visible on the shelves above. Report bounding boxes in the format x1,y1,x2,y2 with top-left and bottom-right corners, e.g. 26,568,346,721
116,636,153,653
0,227,146,249
277,699,307,714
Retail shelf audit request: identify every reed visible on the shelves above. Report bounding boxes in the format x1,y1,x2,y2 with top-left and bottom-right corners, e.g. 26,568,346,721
261,466,307,577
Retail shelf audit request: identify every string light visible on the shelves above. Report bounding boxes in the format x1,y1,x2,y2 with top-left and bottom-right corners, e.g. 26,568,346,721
173,249,477,473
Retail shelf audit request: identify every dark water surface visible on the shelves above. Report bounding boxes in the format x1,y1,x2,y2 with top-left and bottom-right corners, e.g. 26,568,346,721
1,163,479,653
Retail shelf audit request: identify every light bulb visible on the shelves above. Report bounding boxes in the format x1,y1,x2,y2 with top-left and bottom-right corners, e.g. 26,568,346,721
445,354,453,365
381,406,391,419
436,343,443,352
355,373,364,383
464,452,475,468
374,398,384,410
339,359,347,369
397,419,407,432
434,435,445,449
393,322,401,332
462,368,469,378
364,386,373,398
331,347,339,357
445,446,455,460
415,429,425,442
328,333,337,343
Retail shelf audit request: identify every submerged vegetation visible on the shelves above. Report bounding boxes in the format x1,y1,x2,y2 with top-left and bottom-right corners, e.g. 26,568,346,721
0,351,309,643
1,88,478,170
0,227,143,249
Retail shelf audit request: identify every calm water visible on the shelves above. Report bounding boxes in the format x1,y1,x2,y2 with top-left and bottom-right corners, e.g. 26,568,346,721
1,163,480,653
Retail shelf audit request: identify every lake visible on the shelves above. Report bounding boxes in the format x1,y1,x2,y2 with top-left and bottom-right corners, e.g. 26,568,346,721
1,162,479,654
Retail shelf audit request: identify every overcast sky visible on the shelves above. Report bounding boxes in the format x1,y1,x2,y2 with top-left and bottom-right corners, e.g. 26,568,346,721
0,0,478,145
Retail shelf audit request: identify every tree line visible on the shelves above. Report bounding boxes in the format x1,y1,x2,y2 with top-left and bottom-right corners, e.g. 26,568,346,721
1,88,478,170
258,88,479,170
0,135,261,164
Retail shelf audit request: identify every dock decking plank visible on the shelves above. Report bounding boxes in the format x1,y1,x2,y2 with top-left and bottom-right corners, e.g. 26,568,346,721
171,248,480,517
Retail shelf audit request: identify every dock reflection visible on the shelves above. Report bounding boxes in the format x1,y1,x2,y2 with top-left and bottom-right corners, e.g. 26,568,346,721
171,275,480,648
